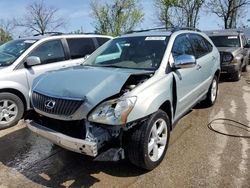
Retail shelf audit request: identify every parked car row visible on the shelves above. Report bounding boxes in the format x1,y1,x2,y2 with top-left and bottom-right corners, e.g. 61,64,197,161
0,28,249,170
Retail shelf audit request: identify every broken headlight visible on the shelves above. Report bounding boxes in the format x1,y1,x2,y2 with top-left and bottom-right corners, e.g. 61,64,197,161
88,96,137,125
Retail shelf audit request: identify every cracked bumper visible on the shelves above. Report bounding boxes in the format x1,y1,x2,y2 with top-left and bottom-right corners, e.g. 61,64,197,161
26,120,98,157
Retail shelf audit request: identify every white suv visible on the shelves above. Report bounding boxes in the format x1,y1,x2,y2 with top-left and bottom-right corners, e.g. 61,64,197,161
0,34,112,129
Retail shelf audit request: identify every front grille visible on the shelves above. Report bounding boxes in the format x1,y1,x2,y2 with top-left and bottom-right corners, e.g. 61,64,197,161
32,92,83,116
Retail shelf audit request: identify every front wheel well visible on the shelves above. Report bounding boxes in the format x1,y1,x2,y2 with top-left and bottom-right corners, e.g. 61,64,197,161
159,101,172,130
215,69,220,79
0,88,27,110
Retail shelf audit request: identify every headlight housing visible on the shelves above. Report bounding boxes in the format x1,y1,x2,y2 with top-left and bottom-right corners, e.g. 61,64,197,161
221,52,233,63
88,96,137,125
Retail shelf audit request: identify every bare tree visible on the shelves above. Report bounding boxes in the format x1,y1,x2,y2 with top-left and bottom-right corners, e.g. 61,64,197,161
90,0,144,36
206,0,250,29
176,0,205,28
15,0,66,35
155,0,177,28
155,0,205,28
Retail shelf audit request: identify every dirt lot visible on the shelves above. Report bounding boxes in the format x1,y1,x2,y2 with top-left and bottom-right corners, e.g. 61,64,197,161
0,69,250,188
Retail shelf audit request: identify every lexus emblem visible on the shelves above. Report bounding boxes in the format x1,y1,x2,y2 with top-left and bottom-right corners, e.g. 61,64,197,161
45,100,56,109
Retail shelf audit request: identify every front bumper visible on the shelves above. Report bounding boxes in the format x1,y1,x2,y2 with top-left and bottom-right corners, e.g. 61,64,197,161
221,63,240,74
26,120,98,157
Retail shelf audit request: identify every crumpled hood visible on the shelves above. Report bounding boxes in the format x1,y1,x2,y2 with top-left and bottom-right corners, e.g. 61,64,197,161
33,66,151,113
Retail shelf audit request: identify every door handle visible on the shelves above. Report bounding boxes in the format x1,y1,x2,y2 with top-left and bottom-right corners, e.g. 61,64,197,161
196,64,202,70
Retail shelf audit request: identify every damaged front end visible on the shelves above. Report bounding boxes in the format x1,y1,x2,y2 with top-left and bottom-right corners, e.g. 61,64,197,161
27,67,152,160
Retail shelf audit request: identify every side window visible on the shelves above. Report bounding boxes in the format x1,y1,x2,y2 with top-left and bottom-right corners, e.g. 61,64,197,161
172,35,195,59
67,38,95,59
29,40,65,64
204,38,213,52
189,34,210,58
96,37,110,46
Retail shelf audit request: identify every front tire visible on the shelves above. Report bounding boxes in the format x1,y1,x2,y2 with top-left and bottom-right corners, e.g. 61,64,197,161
203,75,218,107
232,68,241,81
0,93,24,129
125,110,170,170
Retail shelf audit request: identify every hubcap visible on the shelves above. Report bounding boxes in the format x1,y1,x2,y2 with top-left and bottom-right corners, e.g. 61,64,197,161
211,79,217,103
148,118,168,162
0,100,18,125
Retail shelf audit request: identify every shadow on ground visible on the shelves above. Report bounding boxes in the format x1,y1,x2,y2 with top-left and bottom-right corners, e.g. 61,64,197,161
0,127,145,187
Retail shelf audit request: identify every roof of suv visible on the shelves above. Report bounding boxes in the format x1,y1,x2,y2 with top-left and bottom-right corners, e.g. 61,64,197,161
206,30,244,36
120,27,202,38
19,34,113,41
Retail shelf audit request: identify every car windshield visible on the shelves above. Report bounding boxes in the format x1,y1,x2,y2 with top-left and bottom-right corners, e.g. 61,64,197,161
84,36,169,70
0,39,37,67
210,35,240,47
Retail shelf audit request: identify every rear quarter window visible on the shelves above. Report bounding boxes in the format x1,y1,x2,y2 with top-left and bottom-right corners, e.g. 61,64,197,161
189,34,211,58
96,37,111,46
67,38,96,59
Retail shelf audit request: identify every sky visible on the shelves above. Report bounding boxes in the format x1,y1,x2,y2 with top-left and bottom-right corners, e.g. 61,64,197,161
0,0,249,37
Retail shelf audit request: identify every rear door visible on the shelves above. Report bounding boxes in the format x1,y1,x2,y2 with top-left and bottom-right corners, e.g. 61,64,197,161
171,34,203,119
189,34,214,91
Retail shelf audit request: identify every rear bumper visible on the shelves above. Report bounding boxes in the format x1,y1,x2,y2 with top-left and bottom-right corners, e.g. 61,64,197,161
26,120,98,157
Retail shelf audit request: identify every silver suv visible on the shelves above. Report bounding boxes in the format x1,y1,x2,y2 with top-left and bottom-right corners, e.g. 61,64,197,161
0,34,112,129
26,28,220,170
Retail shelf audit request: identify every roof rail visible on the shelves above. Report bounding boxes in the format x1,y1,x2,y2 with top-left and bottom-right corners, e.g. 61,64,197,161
172,27,201,32
126,27,169,34
33,32,63,36
126,27,201,34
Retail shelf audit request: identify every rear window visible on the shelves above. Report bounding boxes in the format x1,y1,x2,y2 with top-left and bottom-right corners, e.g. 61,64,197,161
67,38,96,59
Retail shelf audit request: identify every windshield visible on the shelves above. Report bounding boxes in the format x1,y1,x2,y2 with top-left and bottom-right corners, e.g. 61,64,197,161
0,39,37,67
210,35,240,47
84,36,169,70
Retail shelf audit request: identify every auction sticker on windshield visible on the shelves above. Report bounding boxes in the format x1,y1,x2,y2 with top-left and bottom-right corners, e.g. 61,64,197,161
228,36,238,39
145,37,166,41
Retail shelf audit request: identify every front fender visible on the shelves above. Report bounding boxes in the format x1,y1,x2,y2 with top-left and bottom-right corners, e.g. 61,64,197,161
0,81,30,109
127,74,173,123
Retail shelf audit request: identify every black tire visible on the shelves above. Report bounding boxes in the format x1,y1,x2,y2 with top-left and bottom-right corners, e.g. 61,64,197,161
231,68,241,81
202,75,218,107
242,62,247,72
0,93,24,130
125,110,170,170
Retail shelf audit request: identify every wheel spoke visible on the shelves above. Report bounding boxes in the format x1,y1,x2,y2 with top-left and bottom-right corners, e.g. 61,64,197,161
152,144,158,160
152,124,157,137
3,100,8,108
5,115,10,122
9,111,17,116
148,139,155,153
157,121,166,135
0,114,3,121
157,136,167,146
8,104,16,110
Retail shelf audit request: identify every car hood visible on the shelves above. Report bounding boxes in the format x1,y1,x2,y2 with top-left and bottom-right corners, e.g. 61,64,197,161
33,65,152,116
217,47,241,53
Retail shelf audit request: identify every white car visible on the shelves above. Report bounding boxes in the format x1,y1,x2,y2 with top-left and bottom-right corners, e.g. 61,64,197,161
0,34,112,129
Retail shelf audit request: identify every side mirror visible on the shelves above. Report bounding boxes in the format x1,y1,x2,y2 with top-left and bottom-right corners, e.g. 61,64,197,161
174,55,196,69
25,56,41,67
